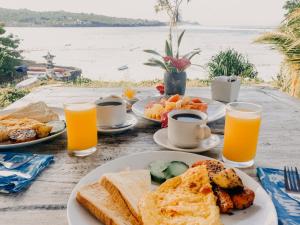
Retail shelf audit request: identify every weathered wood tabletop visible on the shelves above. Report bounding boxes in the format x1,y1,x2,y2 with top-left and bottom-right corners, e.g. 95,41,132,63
1,86,300,225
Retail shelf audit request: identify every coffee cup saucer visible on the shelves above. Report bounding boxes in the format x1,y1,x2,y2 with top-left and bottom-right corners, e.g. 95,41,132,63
153,128,220,153
97,114,138,134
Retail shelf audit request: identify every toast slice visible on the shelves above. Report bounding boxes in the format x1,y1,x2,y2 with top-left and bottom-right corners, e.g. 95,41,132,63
76,182,140,225
0,102,59,123
100,170,151,222
139,165,223,225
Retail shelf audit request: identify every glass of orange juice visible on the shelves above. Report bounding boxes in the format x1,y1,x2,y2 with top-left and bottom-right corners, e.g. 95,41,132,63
64,102,98,157
222,102,262,168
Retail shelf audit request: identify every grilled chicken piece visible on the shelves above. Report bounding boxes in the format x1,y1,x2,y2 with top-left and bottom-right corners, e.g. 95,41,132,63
231,187,255,210
212,168,244,189
192,160,225,180
214,186,234,213
9,129,37,143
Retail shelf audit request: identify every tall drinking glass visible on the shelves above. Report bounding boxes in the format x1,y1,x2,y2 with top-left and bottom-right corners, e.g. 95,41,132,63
222,102,262,168
64,102,98,157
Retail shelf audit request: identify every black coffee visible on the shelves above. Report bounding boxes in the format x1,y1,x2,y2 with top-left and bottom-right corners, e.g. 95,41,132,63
97,101,122,106
172,113,202,122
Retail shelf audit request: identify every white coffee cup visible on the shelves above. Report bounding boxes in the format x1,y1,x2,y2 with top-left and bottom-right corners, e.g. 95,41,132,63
95,95,126,127
168,110,211,148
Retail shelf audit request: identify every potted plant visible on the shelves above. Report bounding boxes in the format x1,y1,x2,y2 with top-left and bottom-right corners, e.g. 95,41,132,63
144,0,200,96
207,49,257,102
144,32,200,95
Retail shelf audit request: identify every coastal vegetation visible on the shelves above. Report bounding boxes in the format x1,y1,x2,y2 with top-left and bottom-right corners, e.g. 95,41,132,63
0,8,164,27
207,49,257,79
256,7,300,97
0,24,22,83
0,87,29,108
283,0,300,15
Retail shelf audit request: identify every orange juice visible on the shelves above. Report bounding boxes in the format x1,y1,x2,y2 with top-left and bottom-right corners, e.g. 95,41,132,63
223,113,261,162
124,87,136,100
64,103,97,152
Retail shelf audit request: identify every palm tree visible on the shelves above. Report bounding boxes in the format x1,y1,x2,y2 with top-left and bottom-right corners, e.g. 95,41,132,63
256,8,300,97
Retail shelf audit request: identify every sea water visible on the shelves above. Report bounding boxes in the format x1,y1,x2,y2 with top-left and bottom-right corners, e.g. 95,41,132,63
6,26,282,82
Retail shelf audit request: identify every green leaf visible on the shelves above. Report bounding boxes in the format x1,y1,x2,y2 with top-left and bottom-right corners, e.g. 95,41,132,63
143,49,162,57
165,40,173,57
188,50,201,60
145,58,168,71
183,48,201,60
177,30,185,49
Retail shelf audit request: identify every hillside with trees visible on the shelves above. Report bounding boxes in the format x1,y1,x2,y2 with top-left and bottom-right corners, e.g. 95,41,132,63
0,8,165,27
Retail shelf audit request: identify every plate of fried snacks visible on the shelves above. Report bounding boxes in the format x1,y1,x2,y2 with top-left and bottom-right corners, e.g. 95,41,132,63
132,94,226,124
0,102,66,149
67,151,277,225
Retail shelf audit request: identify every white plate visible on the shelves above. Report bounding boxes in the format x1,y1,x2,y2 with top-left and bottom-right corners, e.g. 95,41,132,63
97,114,138,134
153,128,220,153
67,151,278,225
0,107,66,149
132,96,226,123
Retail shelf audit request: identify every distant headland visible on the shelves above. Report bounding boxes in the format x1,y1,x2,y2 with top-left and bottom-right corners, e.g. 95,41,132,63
0,8,166,27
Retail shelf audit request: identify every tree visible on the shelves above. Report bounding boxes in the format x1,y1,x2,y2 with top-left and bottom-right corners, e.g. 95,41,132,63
256,9,300,97
283,0,300,15
0,24,22,82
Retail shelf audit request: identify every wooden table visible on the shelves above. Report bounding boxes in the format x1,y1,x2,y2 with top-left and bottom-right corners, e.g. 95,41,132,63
1,86,300,225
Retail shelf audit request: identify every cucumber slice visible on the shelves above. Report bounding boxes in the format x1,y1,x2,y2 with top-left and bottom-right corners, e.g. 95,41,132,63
164,161,189,178
149,160,170,184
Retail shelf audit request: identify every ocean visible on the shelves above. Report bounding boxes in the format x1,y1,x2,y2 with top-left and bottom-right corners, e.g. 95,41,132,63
7,26,282,82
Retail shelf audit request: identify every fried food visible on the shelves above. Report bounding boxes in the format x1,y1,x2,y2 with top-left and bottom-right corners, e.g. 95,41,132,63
0,118,52,143
231,187,255,210
192,160,225,180
0,126,9,142
214,187,234,214
139,165,223,225
212,168,244,189
9,129,37,143
192,160,254,214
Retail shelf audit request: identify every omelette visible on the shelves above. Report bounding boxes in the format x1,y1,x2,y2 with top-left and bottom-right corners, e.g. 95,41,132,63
139,165,223,225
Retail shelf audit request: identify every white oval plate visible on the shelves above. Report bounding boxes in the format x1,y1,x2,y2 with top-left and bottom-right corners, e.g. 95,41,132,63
132,96,226,123
97,114,138,134
153,128,220,153
67,151,277,225
0,107,66,149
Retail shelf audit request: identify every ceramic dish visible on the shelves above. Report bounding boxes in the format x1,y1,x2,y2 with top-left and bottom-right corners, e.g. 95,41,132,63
0,107,66,149
132,96,225,123
67,151,277,225
153,128,220,153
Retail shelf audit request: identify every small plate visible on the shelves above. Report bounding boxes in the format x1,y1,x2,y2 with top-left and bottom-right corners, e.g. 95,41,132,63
153,128,220,153
97,114,137,134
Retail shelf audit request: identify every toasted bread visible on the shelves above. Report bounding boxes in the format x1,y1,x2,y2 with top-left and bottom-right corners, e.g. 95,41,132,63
100,170,151,223
0,102,58,123
139,166,223,225
76,182,140,225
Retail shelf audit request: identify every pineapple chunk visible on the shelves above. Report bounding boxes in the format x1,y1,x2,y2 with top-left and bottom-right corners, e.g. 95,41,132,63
165,102,176,111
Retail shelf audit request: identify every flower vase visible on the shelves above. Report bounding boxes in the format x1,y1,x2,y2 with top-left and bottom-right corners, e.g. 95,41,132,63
164,72,187,96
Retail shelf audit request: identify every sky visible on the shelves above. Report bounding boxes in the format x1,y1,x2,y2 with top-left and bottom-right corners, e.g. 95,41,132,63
0,0,286,26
